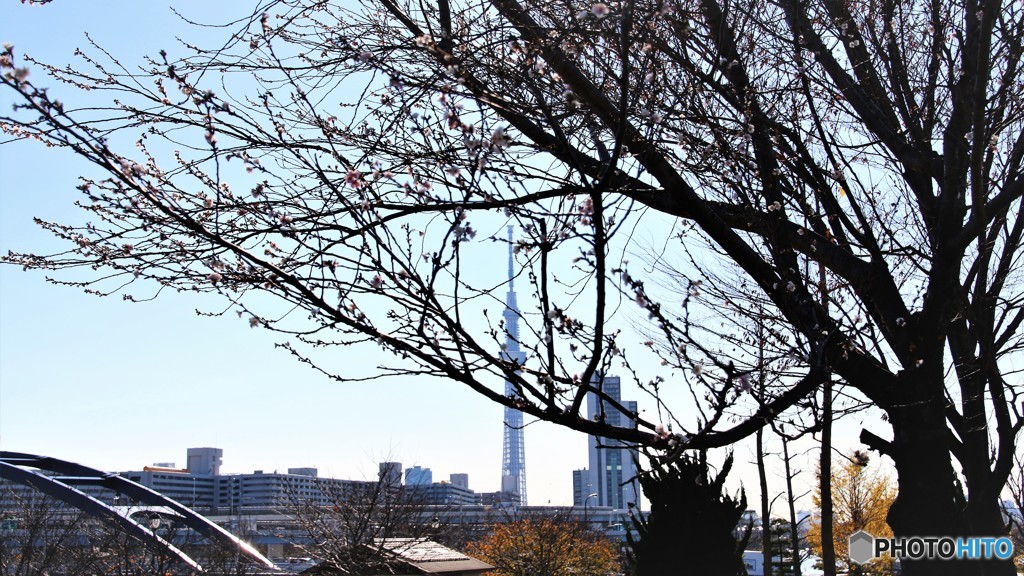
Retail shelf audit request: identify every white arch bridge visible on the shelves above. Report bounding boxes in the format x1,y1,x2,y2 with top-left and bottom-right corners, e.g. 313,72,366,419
0,451,278,572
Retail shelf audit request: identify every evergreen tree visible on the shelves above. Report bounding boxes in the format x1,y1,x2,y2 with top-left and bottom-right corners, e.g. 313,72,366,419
627,451,749,576
767,518,800,576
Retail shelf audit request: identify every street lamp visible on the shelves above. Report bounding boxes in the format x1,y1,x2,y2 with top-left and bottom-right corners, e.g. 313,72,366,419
583,493,598,525
149,515,162,573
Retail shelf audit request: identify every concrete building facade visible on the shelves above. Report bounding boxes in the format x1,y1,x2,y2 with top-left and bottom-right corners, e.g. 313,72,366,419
572,468,594,507
586,375,640,510
379,462,403,488
449,473,469,490
120,449,372,514
405,466,433,486
186,447,222,476
411,482,481,506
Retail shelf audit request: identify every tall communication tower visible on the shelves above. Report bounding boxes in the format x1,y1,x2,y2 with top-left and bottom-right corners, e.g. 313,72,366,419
501,226,528,504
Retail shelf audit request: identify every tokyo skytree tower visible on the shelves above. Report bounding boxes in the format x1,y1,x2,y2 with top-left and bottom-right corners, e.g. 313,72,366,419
500,225,527,504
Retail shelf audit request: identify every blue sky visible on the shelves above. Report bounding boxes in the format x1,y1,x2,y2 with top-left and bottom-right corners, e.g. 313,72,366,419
0,1,872,511
0,0,599,505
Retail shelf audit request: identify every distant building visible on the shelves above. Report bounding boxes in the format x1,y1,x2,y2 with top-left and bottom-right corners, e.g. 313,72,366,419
449,473,469,490
405,466,433,486
379,462,403,488
572,469,593,506
187,447,222,476
212,470,369,512
120,448,370,513
480,490,521,507
743,550,764,576
587,375,640,510
411,482,481,506
120,467,216,509
1002,499,1022,526
795,509,813,539
739,509,761,529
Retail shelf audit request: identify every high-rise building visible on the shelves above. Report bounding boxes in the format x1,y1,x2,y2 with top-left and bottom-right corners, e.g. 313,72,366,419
187,447,222,476
405,466,433,486
572,468,593,506
450,473,469,490
500,226,528,505
587,375,640,510
379,461,403,488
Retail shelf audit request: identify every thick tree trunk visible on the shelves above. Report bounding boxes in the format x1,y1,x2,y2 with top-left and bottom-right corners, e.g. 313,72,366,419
817,262,836,576
882,397,1015,576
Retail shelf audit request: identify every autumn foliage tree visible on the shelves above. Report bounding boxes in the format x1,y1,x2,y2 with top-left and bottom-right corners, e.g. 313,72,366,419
2,0,1024,573
807,453,896,576
466,516,619,576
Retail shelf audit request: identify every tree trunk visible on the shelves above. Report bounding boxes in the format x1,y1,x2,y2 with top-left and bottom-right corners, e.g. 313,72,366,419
817,262,836,576
757,426,773,576
819,376,836,576
757,330,774,576
783,437,802,576
882,396,1015,576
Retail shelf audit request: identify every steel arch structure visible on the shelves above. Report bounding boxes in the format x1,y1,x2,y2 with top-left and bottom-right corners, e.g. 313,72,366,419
0,451,278,572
